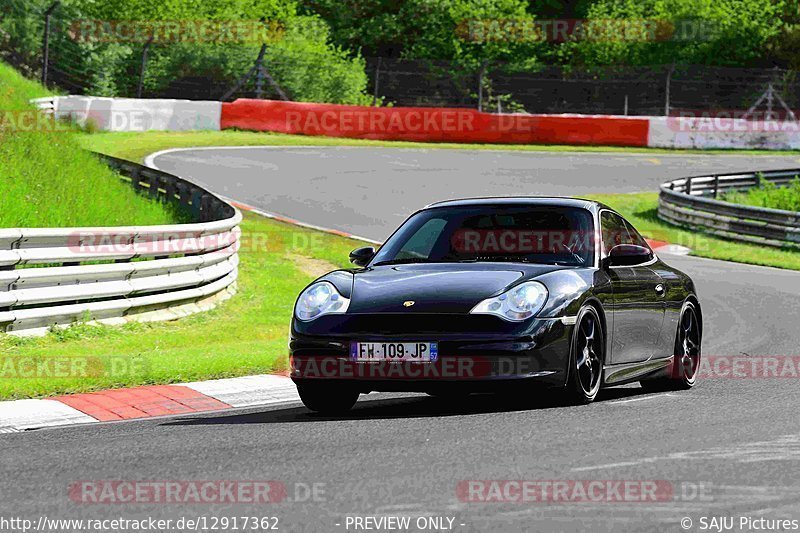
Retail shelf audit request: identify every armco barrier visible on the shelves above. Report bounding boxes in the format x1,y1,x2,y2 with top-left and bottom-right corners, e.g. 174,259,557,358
0,154,240,335
220,99,651,147
658,169,800,249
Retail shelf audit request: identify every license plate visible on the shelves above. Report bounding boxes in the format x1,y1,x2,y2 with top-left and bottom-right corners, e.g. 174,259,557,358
351,342,438,362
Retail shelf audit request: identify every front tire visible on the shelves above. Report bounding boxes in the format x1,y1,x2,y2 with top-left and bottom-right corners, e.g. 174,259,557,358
297,382,359,414
641,300,701,392
563,306,605,405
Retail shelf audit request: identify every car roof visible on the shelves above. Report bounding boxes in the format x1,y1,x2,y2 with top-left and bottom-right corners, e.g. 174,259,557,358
424,196,605,211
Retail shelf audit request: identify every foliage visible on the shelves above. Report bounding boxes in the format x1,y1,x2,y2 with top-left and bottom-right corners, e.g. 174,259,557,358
1,0,372,104
560,0,787,67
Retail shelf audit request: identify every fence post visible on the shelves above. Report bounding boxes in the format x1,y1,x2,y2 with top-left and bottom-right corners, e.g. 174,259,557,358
624,94,629,116
372,57,382,107
136,36,154,98
254,45,266,99
477,62,487,112
664,64,674,116
41,2,60,86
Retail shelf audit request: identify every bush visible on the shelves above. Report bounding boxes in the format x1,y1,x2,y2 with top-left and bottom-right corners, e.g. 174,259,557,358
562,0,786,67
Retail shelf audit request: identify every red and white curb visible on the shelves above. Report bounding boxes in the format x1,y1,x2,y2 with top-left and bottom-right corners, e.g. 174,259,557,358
0,374,299,432
645,238,691,256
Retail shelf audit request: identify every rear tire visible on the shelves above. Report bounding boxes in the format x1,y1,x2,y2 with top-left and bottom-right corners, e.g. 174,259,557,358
297,382,359,414
563,306,605,405
641,301,701,392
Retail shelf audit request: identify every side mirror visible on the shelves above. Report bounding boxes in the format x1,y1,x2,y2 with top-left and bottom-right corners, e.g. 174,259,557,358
605,244,653,267
349,246,375,267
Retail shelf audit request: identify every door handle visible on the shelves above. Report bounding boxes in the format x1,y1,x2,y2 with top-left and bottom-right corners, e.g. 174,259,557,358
655,284,665,295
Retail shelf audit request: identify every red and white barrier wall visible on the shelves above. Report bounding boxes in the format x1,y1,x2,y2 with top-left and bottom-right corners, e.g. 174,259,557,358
35,95,222,132
647,115,800,150
36,96,800,150
220,99,650,147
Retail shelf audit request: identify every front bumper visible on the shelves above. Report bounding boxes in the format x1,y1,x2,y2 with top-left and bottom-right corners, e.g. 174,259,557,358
289,313,574,392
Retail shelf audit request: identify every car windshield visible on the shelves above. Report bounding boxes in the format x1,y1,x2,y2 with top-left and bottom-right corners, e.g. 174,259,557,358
371,205,596,267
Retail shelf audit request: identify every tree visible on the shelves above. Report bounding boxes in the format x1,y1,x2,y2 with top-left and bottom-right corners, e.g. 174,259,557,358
563,0,786,67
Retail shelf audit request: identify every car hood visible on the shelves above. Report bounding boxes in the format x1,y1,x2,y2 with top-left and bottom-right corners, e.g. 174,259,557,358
347,263,563,314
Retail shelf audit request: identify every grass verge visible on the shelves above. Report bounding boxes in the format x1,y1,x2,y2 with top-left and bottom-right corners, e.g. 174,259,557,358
721,177,800,212
0,62,186,227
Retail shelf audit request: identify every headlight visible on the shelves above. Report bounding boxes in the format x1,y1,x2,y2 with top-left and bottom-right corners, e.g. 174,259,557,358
470,281,548,322
294,281,350,321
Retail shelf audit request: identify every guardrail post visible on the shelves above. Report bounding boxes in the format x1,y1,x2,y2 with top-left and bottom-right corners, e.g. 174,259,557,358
148,175,160,200
191,190,203,220
712,175,719,198
130,166,142,191
685,177,692,196
165,180,177,203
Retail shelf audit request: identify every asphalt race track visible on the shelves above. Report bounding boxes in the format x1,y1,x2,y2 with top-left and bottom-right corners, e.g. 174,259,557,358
148,146,800,241
4,147,800,532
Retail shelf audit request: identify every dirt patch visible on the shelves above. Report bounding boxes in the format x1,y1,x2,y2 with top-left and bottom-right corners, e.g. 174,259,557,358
287,254,340,278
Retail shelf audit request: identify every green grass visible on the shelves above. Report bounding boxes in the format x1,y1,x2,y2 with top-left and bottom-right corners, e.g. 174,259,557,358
0,62,186,227
77,129,800,162
721,177,800,212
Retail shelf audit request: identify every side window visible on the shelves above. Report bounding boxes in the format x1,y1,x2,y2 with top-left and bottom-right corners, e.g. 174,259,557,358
600,211,634,254
623,220,652,251
395,218,448,260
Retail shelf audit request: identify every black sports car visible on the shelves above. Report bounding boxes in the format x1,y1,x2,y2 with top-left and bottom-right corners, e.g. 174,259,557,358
290,198,702,413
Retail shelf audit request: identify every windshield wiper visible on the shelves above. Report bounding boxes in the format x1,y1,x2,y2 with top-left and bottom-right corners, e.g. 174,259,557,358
372,258,438,266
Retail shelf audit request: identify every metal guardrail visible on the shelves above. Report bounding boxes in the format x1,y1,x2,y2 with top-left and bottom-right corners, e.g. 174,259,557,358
658,169,800,249
0,153,241,335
